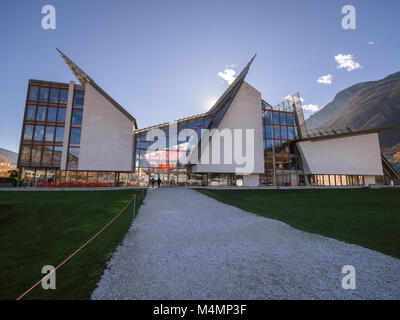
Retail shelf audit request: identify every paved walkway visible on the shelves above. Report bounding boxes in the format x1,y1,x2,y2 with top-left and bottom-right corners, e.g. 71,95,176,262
91,188,400,299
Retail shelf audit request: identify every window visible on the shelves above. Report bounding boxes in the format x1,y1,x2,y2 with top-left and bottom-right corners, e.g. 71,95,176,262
73,91,85,106
23,125,34,140
39,87,49,102
45,126,55,142
69,128,81,145
280,113,287,125
59,89,68,104
34,125,45,141
287,113,295,126
288,127,295,140
20,145,31,163
71,109,83,125
53,146,62,165
274,126,281,139
29,86,38,101
281,126,288,139
264,111,272,124
273,111,280,124
57,108,66,122
67,148,80,168
36,106,47,121
264,125,273,138
55,127,64,142
266,139,274,153
31,146,42,164
26,105,36,120
42,146,53,165
47,107,57,122
49,88,60,103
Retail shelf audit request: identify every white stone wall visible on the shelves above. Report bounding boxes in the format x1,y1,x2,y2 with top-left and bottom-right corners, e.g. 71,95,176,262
192,81,264,174
78,84,134,171
297,133,384,175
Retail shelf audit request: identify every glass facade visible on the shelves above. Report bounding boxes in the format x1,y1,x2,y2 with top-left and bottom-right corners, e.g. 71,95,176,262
19,80,69,168
66,86,85,169
260,99,304,186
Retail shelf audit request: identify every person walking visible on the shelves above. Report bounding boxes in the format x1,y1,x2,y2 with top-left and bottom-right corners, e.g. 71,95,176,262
151,177,155,188
157,177,161,188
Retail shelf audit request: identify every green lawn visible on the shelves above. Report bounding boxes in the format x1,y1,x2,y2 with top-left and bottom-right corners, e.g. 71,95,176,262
0,189,145,300
197,188,400,259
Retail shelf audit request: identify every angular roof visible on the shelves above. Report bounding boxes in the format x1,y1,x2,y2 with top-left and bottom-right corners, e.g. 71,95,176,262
56,48,138,129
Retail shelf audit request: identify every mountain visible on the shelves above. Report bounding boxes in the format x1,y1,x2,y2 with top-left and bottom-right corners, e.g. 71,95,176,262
306,71,400,172
0,147,18,166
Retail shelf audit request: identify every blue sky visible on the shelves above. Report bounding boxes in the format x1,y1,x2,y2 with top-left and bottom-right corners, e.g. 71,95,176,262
1,0,399,152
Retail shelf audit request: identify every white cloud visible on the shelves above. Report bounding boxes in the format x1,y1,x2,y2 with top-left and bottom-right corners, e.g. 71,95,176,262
302,104,321,113
368,41,375,45
334,54,361,72
317,74,332,85
217,68,236,85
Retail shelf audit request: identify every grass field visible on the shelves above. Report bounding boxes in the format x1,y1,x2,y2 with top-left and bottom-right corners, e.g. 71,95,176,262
197,188,400,259
0,189,145,300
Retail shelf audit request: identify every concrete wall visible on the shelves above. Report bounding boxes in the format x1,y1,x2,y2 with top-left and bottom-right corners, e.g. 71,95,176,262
60,81,75,170
297,133,384,175
78,83,134,171
192,81,264,174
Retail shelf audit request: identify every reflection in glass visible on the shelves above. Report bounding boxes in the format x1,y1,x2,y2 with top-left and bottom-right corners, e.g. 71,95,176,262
29,86,38,101
57,108,66,122
36,106,47,121
71,109,83,125
26,105,36,120
59,89,68,104
53,146,62,165
31,146,42,164
39,87,49,102
47,107,57,122
55,127,64,142
69,128,81,144
73,91,85,106
50,88,60,103
45,126,55,141
20,145,31,163
42,146,53,165
34,125,45,141
24,125,34,140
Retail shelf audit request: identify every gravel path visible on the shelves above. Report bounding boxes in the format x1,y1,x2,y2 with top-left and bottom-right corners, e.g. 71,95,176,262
91,188,400,300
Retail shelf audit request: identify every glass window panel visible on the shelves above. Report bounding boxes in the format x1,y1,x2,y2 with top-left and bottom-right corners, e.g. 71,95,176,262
29,86,38,101
55,127,64,142
73,91,85,106
266,139,274,153
36,106,47,121
34,125,45,141
274,126,281,139
273,111,280,124
49,88,60,103
280,112,287,125
31,146,42,164
42,146,53,165
288,126,295,140
23,125,34,141
274,140,282,153
287,113,295,126
71,109,83,125
57,108,66,122
281,126,288,139
264,111,272,124
20,145,31,163
264,125,273,138
59,89,68,104
53,146,62,165
45,126,55,142
47,107,57,122
39,87,49,102
67,148,79,169
329,175,335,186
69,128,81,145
26,105,36,120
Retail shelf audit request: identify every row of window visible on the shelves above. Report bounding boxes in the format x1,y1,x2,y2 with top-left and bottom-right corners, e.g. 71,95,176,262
26,105,66,123
308,174,365,187
263,111,296,126
20,145,62,166
264,124,298,140
29,85,69,104
28,85,85,106
24,124,64,142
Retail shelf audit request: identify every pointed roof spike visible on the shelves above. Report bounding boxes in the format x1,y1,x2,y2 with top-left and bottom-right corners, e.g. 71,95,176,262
56,48,137,128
